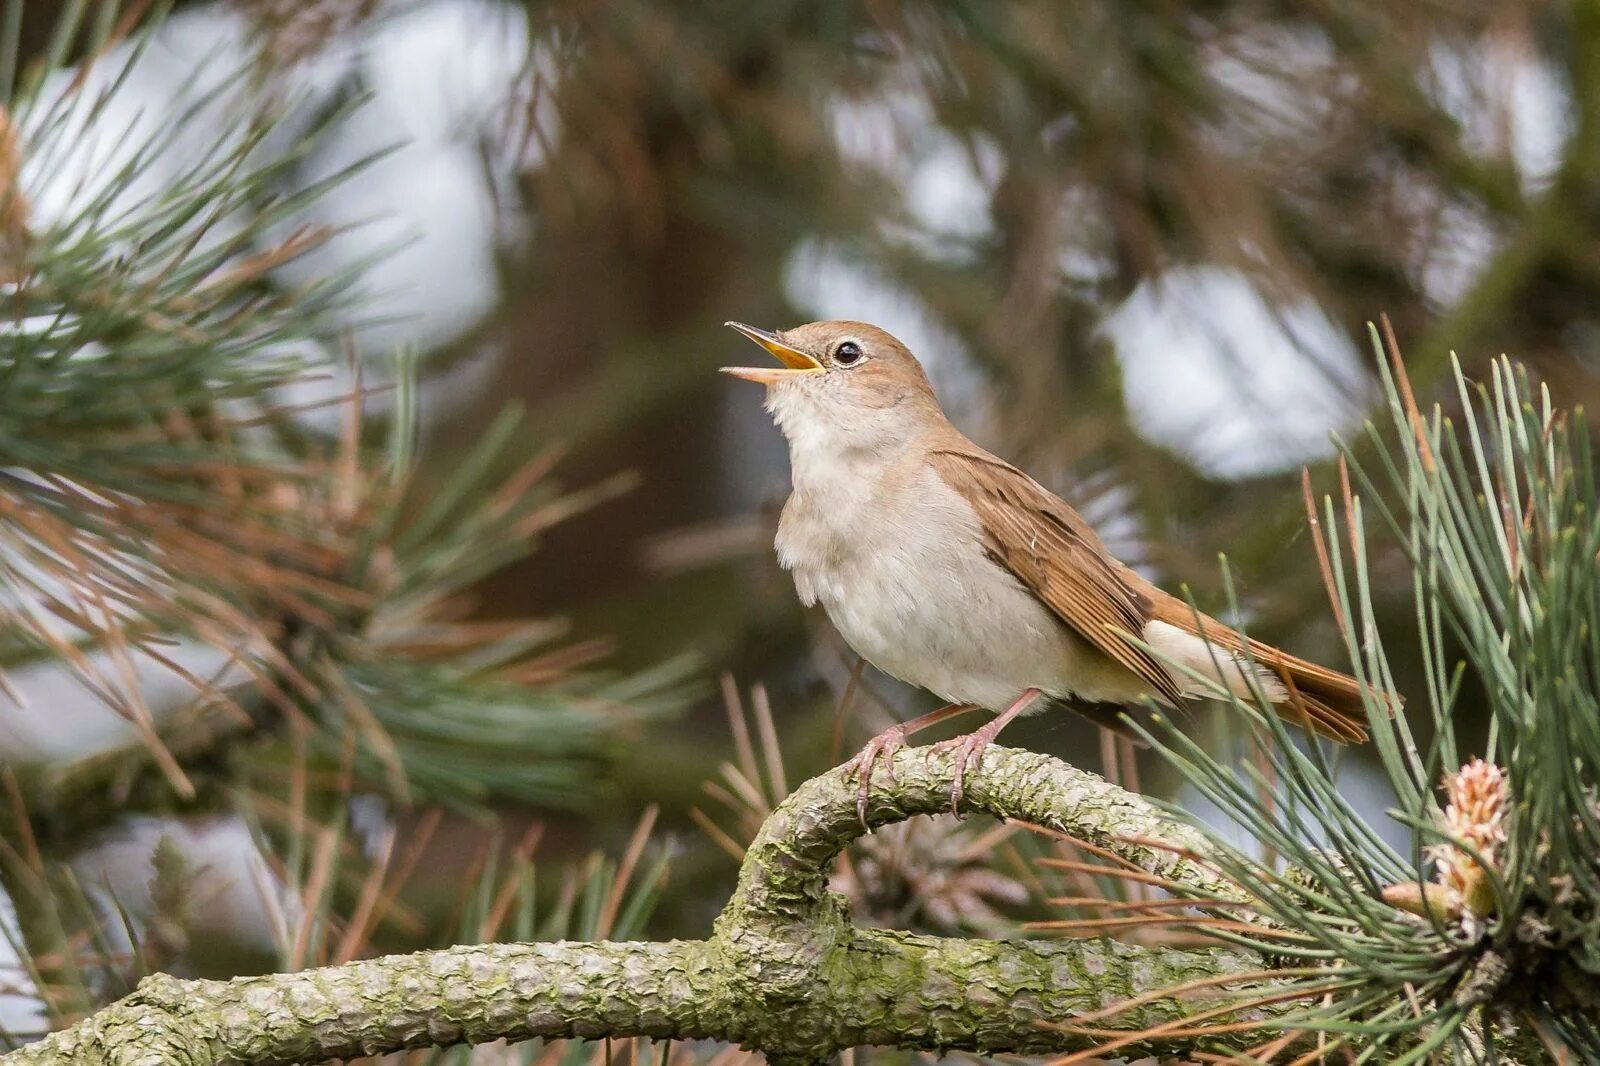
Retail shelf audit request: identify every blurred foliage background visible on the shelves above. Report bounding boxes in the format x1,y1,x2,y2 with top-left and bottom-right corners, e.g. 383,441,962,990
2,0,1597,1059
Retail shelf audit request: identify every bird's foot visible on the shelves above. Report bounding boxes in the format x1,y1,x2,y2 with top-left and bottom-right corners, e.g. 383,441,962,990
842,724,910,827
925,720,1004,815
925,688,1042,814
839,703,980,828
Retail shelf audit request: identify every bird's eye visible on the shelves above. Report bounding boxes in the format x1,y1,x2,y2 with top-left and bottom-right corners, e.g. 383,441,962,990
833,341,863,366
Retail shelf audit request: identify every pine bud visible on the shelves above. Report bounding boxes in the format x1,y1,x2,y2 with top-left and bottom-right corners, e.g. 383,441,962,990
1429,757,1510,917
1382,880,1460,922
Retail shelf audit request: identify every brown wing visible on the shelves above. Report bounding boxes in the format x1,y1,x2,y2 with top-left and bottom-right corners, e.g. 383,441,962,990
932,444,1370,742
929,446,1187,707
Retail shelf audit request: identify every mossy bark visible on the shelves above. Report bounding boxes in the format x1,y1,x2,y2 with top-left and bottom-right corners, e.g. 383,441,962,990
4,746,1288,1065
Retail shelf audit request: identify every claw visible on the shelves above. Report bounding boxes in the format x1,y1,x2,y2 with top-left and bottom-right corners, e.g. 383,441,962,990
842,725,907,827
928,729,995,815
925,689,1042,816
838,702,990,828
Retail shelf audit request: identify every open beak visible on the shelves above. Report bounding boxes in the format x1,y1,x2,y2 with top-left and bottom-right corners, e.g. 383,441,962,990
720,322,824,384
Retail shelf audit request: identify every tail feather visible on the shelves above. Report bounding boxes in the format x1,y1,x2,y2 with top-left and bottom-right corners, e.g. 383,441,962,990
1150,596,1371,743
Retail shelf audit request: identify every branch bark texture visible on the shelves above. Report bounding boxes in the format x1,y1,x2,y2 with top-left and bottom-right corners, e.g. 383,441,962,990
5,747,1285,1064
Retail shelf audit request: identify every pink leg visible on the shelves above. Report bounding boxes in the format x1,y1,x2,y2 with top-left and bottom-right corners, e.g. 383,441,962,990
927,688,1044,813
843,703,980,825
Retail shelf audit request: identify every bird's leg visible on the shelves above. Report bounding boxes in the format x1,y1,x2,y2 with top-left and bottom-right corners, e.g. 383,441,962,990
843,702,980,826
928,688,1044,814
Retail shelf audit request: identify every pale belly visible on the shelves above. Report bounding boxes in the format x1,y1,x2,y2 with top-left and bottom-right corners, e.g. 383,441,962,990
777,475,1152,712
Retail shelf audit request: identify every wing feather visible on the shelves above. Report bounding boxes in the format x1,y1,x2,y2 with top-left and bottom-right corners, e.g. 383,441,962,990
929,447,1187,707
928,443,1368,741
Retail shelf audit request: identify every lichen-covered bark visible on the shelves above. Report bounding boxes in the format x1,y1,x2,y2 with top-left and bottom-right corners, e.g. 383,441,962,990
728,742,1241,934
4,746,1286,1065
10,942,716,1065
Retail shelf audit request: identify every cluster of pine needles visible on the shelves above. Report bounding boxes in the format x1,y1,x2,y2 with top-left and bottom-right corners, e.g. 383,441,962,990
0,2,685,1055
0,0,684,824
1000,325,1600,1063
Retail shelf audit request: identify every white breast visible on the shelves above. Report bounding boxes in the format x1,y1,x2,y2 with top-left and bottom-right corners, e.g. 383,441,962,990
775,454,1150,712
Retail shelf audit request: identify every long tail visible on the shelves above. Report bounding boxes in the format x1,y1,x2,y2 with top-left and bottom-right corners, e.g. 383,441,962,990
1238,633,1369,742
1148,597,1370,743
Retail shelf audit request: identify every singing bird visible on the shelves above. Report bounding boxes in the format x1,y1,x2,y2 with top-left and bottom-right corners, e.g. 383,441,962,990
721,320,1368,818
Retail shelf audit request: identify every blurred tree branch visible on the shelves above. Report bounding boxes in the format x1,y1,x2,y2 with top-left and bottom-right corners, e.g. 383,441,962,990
2,746,1290,1064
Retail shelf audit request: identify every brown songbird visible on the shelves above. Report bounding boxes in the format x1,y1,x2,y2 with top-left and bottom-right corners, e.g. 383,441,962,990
722,320,1368,818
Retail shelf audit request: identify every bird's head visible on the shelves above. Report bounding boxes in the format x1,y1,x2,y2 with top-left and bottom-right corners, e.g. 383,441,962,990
721,320,944,454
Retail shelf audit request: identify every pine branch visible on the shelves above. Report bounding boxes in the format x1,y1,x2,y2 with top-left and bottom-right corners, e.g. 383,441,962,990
0,3,688,823
0,746,1291,1064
